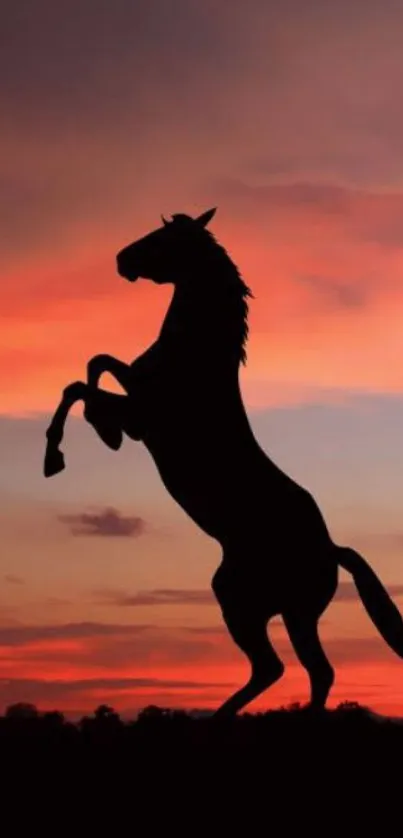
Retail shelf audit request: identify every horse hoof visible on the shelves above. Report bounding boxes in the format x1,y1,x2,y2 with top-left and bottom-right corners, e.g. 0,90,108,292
44,448,65,477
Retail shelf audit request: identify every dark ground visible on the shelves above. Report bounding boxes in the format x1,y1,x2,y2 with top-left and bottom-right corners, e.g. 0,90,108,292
1,701,400,830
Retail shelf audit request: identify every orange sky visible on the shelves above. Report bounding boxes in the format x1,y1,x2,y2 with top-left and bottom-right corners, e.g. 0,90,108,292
2,0,403,717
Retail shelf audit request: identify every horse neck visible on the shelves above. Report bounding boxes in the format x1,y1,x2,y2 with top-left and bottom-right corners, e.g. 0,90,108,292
158,255,250,370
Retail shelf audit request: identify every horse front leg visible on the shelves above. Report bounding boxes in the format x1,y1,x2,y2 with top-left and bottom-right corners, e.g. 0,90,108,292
44,354,136,478
44,381,87,477
44,382,129,478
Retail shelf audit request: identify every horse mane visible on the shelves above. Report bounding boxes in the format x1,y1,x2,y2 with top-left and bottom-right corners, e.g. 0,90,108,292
201,228,253,366
159,217,253,366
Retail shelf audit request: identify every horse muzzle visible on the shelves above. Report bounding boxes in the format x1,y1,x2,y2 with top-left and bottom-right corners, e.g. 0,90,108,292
116,253,140,282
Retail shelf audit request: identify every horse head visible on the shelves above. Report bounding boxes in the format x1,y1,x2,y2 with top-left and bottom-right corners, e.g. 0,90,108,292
116,208,217,285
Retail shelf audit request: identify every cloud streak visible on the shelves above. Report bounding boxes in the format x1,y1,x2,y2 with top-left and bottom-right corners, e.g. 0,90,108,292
94,588,215,607
58,508,146,537
214,178,403,251
4,574,24,585
0,622,150,646
299,274,367,311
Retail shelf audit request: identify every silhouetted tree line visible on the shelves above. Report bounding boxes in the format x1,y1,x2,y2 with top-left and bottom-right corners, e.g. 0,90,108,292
1,699,402,757
0,696,372,725
1,699,400,828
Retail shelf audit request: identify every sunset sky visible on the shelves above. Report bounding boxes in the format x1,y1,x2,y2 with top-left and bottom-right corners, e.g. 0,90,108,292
2,0,403,717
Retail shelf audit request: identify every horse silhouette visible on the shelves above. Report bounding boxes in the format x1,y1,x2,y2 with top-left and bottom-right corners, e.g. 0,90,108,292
44,207,403,716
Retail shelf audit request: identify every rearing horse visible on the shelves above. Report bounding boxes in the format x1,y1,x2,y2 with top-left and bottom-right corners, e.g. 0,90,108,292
44,207,403,716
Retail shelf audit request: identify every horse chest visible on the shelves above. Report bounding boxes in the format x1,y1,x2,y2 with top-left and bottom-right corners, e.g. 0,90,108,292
129,351,212,420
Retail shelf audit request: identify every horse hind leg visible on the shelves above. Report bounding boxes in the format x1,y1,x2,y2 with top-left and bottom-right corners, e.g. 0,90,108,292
282,611,334,710
212,587,285,718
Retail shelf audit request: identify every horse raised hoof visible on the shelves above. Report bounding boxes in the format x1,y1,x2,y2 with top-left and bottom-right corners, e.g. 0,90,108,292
44,447,65,477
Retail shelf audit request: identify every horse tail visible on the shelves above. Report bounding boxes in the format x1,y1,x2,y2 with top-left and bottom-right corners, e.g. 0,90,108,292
336,545,403,658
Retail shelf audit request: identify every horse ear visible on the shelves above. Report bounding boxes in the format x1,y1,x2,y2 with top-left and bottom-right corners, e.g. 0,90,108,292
195,207,217,227
161,215,169,226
